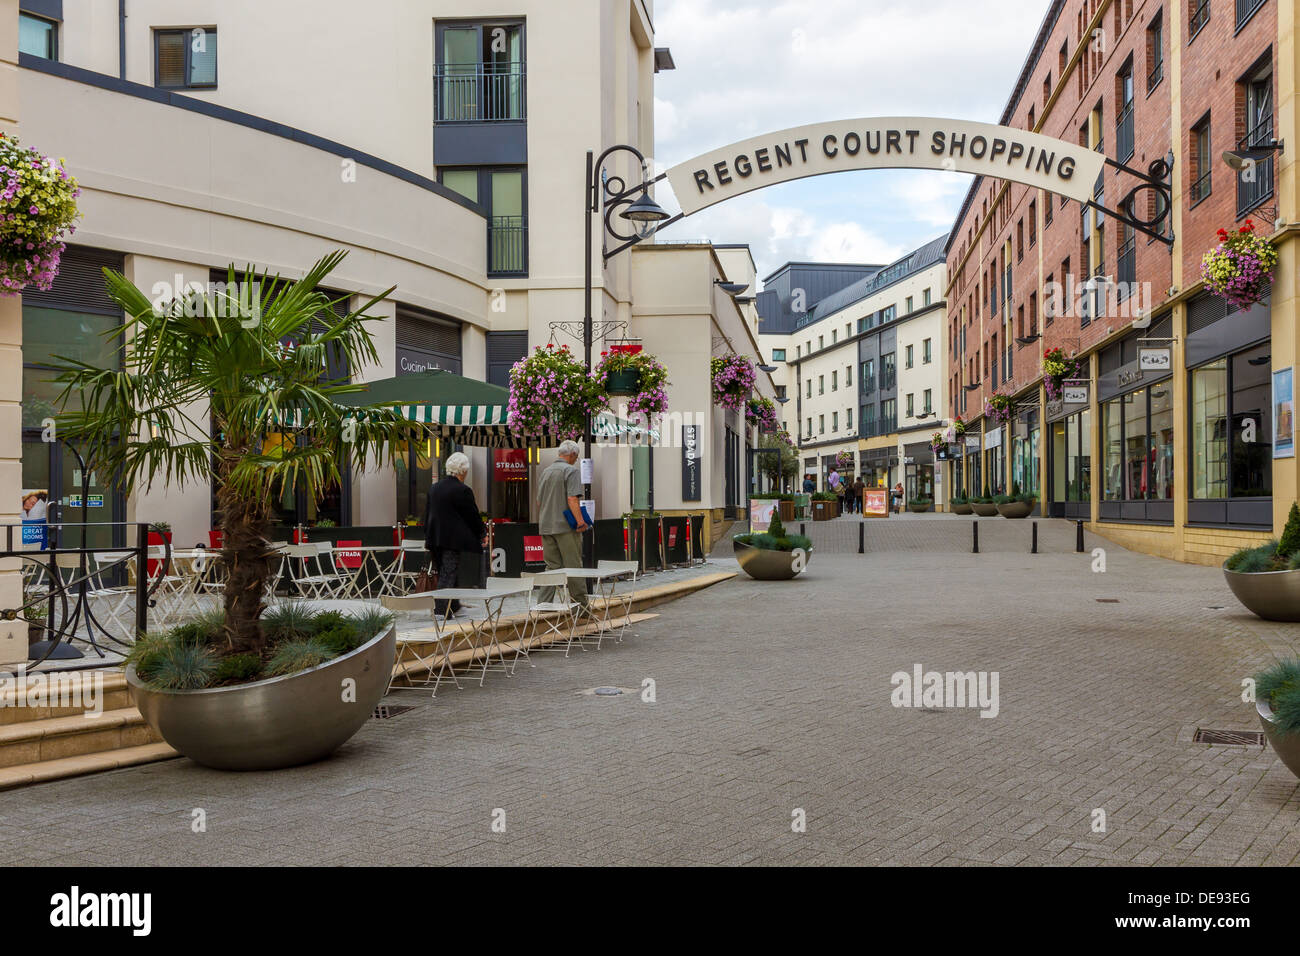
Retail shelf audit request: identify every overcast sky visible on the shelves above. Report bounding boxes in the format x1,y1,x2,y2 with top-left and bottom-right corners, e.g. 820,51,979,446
651,0,1053,283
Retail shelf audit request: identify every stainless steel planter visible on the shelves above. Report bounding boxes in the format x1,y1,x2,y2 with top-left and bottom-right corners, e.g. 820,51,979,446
1223,566,1300,622
950,502,973,515
996,500,1034,518
734,540,812,580
127,624,397,771
970,502,999,517
1258,698,1300,779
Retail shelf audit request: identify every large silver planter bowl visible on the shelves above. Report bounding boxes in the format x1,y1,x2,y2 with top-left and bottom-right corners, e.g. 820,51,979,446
127,624,396,771
996,500,1034,519
734,540,812,580
1258,698,1300,779
950,502,973,515
1222,566,1300,622
970,502,999,517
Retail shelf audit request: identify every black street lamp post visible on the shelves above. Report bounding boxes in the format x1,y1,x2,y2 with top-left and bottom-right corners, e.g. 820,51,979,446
579,145,671,564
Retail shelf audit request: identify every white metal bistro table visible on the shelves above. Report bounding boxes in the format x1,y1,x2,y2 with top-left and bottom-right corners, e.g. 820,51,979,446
328,544,403,599
405,584,532,688
550,567,634,650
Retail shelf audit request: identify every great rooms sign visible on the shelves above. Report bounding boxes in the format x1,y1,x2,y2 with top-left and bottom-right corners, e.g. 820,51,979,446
665,117,1106,216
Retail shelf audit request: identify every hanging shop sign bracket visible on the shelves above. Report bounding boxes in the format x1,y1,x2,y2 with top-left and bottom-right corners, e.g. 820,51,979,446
1084,153,1176,246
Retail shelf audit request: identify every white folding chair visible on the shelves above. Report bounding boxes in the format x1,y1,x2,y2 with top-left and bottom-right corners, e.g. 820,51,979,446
521,570,583,657
383,540,428,596
89,552,139,639
484,577,534,674
597,560,639,643
381,593,462,697
284,544,343,600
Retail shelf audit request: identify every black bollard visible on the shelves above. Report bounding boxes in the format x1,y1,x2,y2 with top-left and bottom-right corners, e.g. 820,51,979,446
1031,521,1038,554
1076,519,1085,553
800,523,806,537
858,521,865,554
972,520,979,554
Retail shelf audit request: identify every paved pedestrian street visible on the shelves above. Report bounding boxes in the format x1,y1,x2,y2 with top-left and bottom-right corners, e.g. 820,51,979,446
2,520,1298,866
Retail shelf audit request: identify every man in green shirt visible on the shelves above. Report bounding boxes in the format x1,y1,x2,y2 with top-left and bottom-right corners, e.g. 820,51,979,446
537,439,590,610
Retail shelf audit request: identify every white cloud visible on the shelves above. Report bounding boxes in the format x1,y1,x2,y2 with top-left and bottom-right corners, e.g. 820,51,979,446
650,0,1050,280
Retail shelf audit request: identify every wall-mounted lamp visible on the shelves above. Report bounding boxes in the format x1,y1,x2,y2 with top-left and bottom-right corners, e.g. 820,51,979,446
714,279,749,296
1221,141,1284,171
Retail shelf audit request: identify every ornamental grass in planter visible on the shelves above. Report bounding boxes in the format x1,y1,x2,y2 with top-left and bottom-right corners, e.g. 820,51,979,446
46,251,412,769
995,486,1036,518
732,510,813,580
950,494,973,516
1252,658,1300,779
970,488,999,517
1222,504,1300,622
907,497,932,513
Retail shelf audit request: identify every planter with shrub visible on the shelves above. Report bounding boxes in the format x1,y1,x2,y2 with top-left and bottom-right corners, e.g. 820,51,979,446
950,494,973,516
732,510,813,581
1222,504,1300,621
970,487,999,517
995,486,1036,518
811,491,837,521
48,251,412,770
1253,658,1300,779
907,497,933,513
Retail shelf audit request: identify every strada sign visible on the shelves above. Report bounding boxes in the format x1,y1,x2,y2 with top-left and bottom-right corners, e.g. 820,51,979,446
665,117,1106,216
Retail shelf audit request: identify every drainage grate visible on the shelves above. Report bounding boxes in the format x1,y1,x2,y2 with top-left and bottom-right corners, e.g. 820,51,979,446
1095,598,1120,603
372,704,417,720
1193,728,1265,746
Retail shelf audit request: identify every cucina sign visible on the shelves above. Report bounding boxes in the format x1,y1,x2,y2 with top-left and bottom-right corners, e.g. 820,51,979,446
665,117,1106,216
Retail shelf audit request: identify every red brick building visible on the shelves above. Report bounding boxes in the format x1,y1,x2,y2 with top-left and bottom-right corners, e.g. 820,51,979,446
945,0,1295,565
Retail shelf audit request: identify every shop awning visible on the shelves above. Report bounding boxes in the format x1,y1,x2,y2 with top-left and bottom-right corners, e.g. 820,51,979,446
332,370,657,448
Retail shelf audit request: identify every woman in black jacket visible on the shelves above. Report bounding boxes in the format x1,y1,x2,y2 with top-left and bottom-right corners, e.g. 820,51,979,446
424,451,487,615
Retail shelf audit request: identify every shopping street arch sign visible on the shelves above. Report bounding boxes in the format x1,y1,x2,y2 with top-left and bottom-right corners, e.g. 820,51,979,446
602,116,1172,258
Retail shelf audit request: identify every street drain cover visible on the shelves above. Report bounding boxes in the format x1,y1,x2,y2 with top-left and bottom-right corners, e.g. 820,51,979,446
594,687,622,696
575,686,637,697
372,704,417,720
1194,729,1265,746
1096,598,1120,603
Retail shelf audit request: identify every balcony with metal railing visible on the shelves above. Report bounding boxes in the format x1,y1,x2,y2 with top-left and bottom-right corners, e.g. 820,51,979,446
435,63,527,122
1116,103,1134,164
1236,0,1266,29
1237,122,1275,216
489,216,527,276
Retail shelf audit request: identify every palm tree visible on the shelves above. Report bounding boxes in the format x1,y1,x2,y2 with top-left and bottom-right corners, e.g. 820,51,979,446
48,251,411,656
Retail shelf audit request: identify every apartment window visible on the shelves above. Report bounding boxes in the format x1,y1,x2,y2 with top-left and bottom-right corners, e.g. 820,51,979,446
846,323,852,338
1044,193,1054,226
923,288,932,306
862,404,876,435
1028,106,1035,130
832,370,838,391
1016,219,1024,261
1147,12,1164,92
818,415,825,435
847,408,853,431
1191,345,1273,501
1059,41,1068,74
155,28,218,89
806,341,811,354
1028,200,1038,247
882,305,896,323
796,346,801,358
905,344,914,369
906,393,915,418
807,379,812,399
1239,62,1275,216
923,338,932,364
1116,59,1135,163
832,411,839,432
906,296,914,313
1189,0,1210,38
1191,115,1212,204
18,13,56,60
1029,292,1038,334
846,364,853,387
923,389,932,414
772,348,786,361
818,335,824,350
1045,274,1056,326
1043,72,1052,105
436,21,526,122
882,352,896,388
881,398,897,430
832,330,838,344
1118,222,1136,291
440,167,528,276
818,375,824,395
807,417,813,436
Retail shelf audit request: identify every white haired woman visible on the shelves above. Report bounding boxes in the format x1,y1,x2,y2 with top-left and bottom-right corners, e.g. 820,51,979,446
424,451,487,616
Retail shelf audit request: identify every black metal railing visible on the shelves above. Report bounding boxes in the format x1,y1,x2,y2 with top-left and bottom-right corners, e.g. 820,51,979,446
489,216,527,276
1236,0,1266,29
1237,121,1275,215
3,522,167,673
434,63,527,122
1147,56,1163,92
1191,170,1212,204
1118,232,1137,289
880,370,896,390
1116,103,1134,163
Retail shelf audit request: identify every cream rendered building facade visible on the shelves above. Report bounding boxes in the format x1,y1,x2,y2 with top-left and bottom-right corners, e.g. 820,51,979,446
1,0,773,665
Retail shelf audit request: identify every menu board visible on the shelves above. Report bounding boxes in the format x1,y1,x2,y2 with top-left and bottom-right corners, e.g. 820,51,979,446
863,489,889,518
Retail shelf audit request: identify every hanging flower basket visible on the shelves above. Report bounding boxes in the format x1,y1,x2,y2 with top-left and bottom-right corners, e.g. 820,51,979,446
835,449,854,470
596,348,670,418
929,431,946,452
746,396,779,433
711,353,756,411
984,391,1016,424
1041,347,1084,402
1201,220,1278,311
950,416,967,439
508,344,608,441
0,134,82,295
